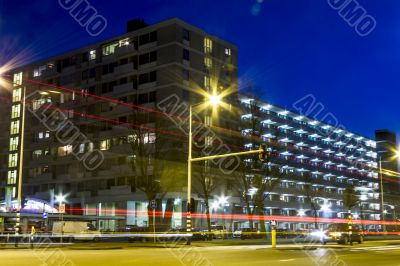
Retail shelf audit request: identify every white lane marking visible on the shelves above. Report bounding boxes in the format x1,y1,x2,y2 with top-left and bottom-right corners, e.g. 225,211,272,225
280,259,295,262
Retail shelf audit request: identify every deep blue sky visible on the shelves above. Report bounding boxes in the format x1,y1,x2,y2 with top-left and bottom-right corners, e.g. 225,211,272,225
0,0,399,139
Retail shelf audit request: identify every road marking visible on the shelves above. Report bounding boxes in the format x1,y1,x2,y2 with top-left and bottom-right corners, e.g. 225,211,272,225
279,259,295,262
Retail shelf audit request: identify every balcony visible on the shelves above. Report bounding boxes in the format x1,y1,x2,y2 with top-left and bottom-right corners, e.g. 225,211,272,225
114,63,135,76
112,82,135,95
115,45,136,57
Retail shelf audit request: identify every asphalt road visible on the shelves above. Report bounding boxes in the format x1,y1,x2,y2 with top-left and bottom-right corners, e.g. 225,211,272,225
2,241,400,266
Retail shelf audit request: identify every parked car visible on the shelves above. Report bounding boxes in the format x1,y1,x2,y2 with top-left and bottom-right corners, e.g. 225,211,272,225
233,228,263,239
211,225,228,239
326,224,363,244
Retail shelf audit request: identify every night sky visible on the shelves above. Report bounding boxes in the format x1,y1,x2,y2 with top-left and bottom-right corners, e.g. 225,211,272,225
0,0,399,140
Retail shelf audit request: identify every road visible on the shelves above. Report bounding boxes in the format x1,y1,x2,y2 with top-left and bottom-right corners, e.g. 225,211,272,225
2,241,400,265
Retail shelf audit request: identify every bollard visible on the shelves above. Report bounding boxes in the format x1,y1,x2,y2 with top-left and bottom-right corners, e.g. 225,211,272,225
271,227,277,248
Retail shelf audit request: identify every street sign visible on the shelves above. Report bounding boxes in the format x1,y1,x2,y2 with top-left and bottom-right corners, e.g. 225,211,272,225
59,203,66,214
150,200,157,209
42,212,48,219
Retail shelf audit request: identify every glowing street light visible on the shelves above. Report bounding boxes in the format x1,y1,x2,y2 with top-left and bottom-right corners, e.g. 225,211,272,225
209,93,221,107
298,209,306,217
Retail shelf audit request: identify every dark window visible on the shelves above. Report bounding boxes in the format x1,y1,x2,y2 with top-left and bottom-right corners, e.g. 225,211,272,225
138,93,149,104
138,71,157,85
120,58,129,65
182,29,190,41
139,31,157,45
82,70,89,80
183,49,190,61
182,69,190,81
89,68,96,78
182,90,189,101
139,51,157,65
120,77,128,84
149,91,156,102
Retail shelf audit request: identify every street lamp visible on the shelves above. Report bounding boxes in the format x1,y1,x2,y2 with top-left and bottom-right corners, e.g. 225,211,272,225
187,93,222,233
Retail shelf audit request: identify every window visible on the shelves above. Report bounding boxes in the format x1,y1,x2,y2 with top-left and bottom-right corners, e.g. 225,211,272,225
138,93,149,104
10,121,20,135
9,137,19,151
32,149,43,159
100,139,111,150
204,57,212,68
225,48,231,56
139,31,157,45
138,71,157,85
144,133,156,144
119,38,130,46
7,170,17,185
33,65,46,77
12,88,22,102
102,42,119,56
183,49,190,61
204,76,211,91
182,69,190,81
58,145,73,156
8,153,18,168
205,115,212,127
182,29,190,41
204,37,213,53
88,50,96,61
149,91,156,102
139,51,157,65
205,136,213,147
13,72,23,86
11,104,21,119
37,131,50,140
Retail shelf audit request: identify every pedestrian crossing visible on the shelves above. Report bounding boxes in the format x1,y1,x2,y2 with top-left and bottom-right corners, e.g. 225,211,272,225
350,245,400,252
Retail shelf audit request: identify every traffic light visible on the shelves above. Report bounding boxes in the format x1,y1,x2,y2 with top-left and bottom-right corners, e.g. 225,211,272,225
259,144,267,161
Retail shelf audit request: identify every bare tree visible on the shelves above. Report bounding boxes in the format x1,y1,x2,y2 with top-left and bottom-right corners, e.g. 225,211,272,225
303,172,323,229
193,161,221,239
128,108,185,231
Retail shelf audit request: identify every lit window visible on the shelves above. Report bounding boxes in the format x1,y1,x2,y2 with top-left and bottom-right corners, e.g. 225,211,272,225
89,50,96,60
144,133,156,144
33,65,46,77
58,145,73,156
205,135,213,147
225,48,231,56
9,137,19,151
79,143,85,154
204,57,212,68
11,104,21,119
8,153,18,168
100,139,111,150
7,170,17,185
205,115,212,127
204,76,211,91
32,149,43,159
204,37,213,53
102,42,119,56
119,38,130,46
10,121,20,135
12,88,22,102
13,72,23,86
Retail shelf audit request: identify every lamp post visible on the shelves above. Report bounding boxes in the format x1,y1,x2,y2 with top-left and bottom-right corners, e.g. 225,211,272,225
187,94,221,234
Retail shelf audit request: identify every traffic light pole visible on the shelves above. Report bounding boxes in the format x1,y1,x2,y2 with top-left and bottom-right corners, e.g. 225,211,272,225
189,148,265,162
